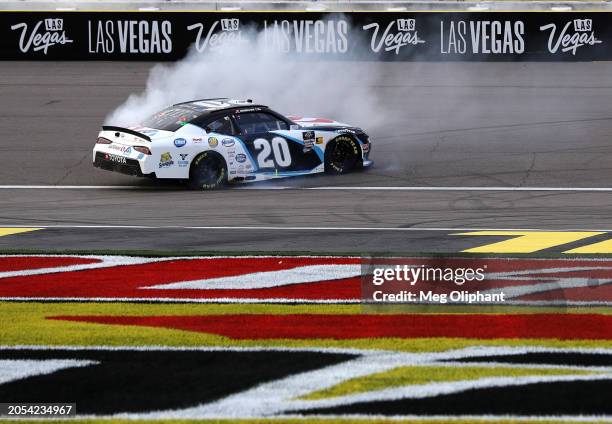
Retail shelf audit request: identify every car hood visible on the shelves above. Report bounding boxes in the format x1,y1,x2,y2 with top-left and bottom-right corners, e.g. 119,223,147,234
288,116,356,130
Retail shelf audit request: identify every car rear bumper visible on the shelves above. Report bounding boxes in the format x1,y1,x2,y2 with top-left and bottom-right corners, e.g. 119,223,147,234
93,152,148,177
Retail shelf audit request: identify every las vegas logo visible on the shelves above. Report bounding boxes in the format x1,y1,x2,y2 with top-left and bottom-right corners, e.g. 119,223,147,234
11,18,73,54
540,18,602,55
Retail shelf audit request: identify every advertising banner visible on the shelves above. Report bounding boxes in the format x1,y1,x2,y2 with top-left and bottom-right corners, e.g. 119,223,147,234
0,11,608,61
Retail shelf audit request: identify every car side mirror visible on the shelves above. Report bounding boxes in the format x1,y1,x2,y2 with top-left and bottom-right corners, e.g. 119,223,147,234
290,124,300,130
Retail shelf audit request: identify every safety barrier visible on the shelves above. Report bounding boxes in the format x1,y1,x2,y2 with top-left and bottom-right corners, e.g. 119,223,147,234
1,11,608,60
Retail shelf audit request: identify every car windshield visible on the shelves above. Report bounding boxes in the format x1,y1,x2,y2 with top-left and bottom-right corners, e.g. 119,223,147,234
141,107,200,131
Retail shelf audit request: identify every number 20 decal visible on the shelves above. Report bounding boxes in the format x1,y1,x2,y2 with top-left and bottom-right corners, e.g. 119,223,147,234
254,137,292,168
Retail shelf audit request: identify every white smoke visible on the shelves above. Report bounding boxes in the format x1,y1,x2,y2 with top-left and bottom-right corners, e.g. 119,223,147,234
105,28,383,130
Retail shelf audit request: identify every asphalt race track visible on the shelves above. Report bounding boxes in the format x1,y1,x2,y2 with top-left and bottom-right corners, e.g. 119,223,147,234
2,61,612,252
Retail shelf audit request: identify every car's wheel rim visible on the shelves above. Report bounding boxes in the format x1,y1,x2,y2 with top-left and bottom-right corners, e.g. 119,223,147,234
199,157,222,186
330,141,356,169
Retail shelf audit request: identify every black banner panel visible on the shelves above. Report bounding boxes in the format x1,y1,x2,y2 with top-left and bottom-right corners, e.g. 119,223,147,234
0,11,609,61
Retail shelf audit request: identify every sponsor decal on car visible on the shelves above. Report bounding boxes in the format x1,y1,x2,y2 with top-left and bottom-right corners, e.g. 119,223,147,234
108,144,132,154
208,137,218,148
235,153,247,163
192,137,203,143
174,138,187,148
222,138,235,147
137,153,145,160
316,136,324,144
303,130,315,141
178,153,189,167
159,152,174,168
104,153,126,164
302,130,315,150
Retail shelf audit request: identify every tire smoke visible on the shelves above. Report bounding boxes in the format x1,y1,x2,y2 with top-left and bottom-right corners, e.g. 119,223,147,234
105,27,383,131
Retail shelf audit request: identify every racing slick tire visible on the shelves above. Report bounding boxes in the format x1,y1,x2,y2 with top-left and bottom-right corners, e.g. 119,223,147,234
324,135,361,174
188,151,228,190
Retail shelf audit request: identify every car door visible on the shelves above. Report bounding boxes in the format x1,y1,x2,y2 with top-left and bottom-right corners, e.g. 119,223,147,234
232,112,322,173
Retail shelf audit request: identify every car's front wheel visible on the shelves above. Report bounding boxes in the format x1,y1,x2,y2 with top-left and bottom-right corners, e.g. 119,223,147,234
188,151,228,190
324,135,361,174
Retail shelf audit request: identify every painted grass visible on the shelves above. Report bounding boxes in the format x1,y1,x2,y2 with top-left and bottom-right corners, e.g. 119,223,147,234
300,365,596,400
2,302,612,352
0,418,605,424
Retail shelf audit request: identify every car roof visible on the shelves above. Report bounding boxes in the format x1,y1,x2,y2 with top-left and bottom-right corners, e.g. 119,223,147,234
172,98,268,115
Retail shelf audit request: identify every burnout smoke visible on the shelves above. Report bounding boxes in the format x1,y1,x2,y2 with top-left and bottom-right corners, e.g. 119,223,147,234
105,27,383,129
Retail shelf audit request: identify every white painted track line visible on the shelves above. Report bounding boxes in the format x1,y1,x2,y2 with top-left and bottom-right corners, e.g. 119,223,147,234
303,186,612,192
1,225,612,232
2,185,612,192
0,185,143,189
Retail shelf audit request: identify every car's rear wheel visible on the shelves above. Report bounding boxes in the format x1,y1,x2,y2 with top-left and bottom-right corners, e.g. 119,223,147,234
324,135,361,174
188,151,227,190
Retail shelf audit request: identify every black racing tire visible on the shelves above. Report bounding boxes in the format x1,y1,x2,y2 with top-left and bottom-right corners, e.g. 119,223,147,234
324,135,361,174
188,151,228,190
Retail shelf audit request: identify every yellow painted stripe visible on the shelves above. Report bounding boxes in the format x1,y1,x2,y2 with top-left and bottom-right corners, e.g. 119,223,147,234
0,227,41,237
455,231,603,253
565,238,612,254
301,365,594,400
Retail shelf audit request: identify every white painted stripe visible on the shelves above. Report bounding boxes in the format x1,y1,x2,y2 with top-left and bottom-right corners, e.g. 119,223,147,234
3,345,610,355
302,186,612,192
146,264,361,290
0,296,361,304
0,255,174,280
0,185,144,189
0,345,371,355
0,359,97,385
2,185,612,192
1,296,610,306
2,225,612,232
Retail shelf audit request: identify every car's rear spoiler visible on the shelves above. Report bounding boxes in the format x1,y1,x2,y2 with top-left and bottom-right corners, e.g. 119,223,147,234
102,126,151,142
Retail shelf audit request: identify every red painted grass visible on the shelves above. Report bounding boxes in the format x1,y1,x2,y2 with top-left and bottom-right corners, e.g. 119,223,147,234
50,313,612,340
0,256,100,273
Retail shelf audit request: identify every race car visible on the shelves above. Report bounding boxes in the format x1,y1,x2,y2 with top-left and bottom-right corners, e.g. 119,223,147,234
93,98,372,189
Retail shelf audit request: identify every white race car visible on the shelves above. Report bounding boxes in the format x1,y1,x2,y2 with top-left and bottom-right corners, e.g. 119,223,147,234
93,98,372,189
